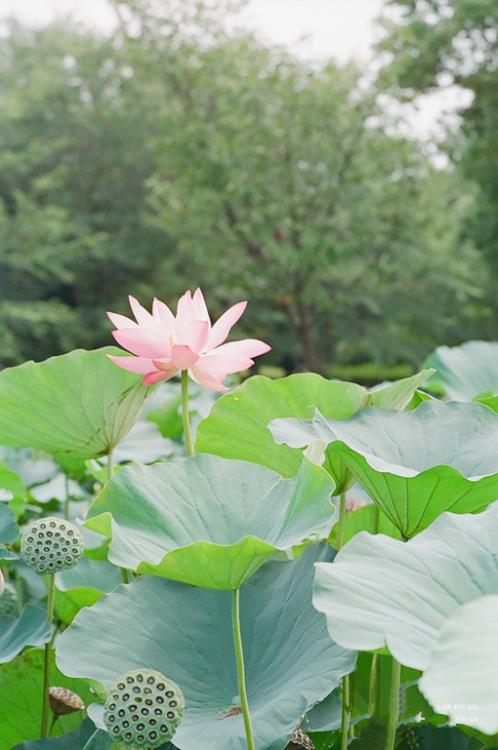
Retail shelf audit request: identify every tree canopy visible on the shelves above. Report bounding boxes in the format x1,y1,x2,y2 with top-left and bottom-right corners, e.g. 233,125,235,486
0,0,493,372
379,0,498,315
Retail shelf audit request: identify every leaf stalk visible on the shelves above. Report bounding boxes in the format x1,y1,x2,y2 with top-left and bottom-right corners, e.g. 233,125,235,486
40,574,56,738
232,588,255,750
181,369,195,457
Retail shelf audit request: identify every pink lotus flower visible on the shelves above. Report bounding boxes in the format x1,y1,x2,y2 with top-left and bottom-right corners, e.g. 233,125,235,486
108,289,271,391
0,569,4,597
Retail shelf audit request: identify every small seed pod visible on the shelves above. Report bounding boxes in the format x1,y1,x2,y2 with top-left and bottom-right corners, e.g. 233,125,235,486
0,581,18,619
103,668,185,748
49,687,86,716
287,728,314,750
20,517,84,574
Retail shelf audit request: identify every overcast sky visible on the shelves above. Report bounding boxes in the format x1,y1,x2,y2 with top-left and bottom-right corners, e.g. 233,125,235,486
0,0,464,142
0,0,385,61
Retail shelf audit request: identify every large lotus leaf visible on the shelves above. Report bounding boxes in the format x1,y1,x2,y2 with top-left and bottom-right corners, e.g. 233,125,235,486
85,454,334,589
57,545,355,750
313,502,498,671
0,460,28,512
0,501,19,543
302,692,342,733
0,650,96,750
195,372,431,480
112,420,176,464
419,595,498,734
196,374,368,478
30,474,85,505
0,348,150,459
12,720,103,750
368,369,434,410
55,556,122,625
0,604,50,663
424,340,498,401
271,400,498,537
329,504,402,547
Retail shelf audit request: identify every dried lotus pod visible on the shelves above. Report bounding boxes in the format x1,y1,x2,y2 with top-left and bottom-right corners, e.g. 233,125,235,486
20,517,84,574
49,686,85,716
104,668,185,748
0,581,18,618
287,728,314,750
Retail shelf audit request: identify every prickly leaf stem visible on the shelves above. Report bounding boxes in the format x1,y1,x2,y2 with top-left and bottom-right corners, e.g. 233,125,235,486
337,492,352,750
232,588,255,750
40,574,56,738
181,369,195,457
63,474,70,521
385,657,401,750
106,451,129,583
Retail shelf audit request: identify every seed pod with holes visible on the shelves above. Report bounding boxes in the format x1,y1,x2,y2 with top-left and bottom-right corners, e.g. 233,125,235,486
287,728,314,750
49,686,86,716
103,668,185,748
20,517,84,575
0,581,18,619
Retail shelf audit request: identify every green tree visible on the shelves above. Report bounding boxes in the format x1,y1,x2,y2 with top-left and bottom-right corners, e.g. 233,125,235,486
378,0,498,317
0,1,488,371
0,19,174,364
117,0,482,369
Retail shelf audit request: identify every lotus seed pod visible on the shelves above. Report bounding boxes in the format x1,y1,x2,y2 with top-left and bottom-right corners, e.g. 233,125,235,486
20,517,84,575
103,669,185,748
49,686,86,716
0,581,18,618
287,728,314,750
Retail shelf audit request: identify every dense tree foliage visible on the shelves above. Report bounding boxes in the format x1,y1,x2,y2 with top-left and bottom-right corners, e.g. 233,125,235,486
379,0,498,315
0,0,493,371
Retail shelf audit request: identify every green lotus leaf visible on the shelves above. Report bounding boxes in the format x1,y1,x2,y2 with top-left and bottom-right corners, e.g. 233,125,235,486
80,729,115,750
112,420,175,464
195,371,431,483
85,454,334,589
271,400,498,537
57,546,355,750
196,374,369,478
0,650,96,750
11,720,102,750
313,502,498,671
0,460,28,513
475,392,498,414
55,557,122,625
419,595,498,734
329,503,402,547
302,691,342,733
0,502,19,543
0,604,50,663
424,340,498,401
0,548,18,561
0,348,150,459
368,369,434,410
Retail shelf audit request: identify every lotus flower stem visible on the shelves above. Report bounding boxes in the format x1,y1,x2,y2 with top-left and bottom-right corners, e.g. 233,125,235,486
181,369,195,457
337,492,352,748
63,475,70,521
49,715,58,737
340,674,351,750
232,588,255,750
385,657,401,750
107,450,113,481
367,506,381,719
337,492,347,550
368,653,379,718
40,574,56,738
105,452,128,583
